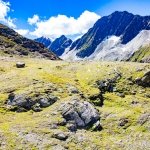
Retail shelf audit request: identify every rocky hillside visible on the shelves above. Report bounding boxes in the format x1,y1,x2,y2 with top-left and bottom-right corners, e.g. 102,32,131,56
129,44,150,63
0,56,149,149
61,11,150,61
0,24,59,60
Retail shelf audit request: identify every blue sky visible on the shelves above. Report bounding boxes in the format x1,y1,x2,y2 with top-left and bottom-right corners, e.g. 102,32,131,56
0,0,150,39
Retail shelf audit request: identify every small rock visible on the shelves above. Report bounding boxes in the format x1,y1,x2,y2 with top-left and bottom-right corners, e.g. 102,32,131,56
138,113,150,125
119,118,128,127
131,91,136,95
52,132,68,141
117,93,125,98
32,103,42,112
16,62,25,68
131,101,139,105
66,123,77,132
57,119,67,126
50,123,58,129
92,120,102,131
68,86,79,94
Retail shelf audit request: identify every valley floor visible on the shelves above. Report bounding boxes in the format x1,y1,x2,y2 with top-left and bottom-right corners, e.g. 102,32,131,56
0,56,150,150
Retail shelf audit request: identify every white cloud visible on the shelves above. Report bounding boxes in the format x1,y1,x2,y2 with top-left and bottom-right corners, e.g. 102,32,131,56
0,0,16,28
15,29,29,36
29,10,100,40
28,14,40,25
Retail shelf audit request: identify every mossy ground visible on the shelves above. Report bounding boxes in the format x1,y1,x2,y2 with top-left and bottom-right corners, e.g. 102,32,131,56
0,56,150,149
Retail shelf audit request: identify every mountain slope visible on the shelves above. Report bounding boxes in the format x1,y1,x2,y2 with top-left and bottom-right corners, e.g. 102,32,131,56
66,11,150,59
129,44,150,63
35,35,72,56
35,36,52,47
49,35,72,56
0,24,59,60
89,30,150,61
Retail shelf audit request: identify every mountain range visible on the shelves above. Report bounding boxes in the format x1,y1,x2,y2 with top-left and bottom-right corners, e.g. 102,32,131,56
36,11,150,62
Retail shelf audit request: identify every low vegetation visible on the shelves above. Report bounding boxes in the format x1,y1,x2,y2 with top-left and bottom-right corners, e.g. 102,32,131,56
0,56,150,149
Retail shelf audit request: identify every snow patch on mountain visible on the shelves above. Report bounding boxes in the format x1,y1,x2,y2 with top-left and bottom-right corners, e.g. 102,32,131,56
61,30,150,61
83,30,150,61
60,47,81,61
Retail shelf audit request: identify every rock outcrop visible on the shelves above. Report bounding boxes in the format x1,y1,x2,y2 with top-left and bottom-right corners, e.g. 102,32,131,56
135,71,150,87
7,93,58,112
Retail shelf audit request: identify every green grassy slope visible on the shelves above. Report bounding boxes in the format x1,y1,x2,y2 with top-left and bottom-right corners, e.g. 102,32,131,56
129,45,150,63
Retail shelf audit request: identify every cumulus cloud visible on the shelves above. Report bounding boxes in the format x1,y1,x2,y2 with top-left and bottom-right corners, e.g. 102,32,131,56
29,11,100,40
28,14,40,25
0,0,16,28
15,29,29,36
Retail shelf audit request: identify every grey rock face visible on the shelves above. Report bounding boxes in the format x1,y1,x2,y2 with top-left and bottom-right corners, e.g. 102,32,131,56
60,99,101,131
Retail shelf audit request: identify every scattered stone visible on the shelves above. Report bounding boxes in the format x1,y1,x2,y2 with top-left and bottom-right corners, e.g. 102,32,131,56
144,94,150,98
60,98,101,131
50,123,58,129
131,91,136,95
68,86,79,94
138,113,150,125
52,132,68,141
32,103,42,112
92,120,102,131
16,62,25,68
131,100,139,105
119,118,128,127
117,93,125,98
66,122,77,132
57,119,67,126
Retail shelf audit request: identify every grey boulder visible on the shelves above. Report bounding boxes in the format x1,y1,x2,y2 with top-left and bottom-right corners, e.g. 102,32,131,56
60,99,101,131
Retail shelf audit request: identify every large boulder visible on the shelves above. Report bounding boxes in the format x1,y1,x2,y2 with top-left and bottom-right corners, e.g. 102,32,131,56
60,99,101,131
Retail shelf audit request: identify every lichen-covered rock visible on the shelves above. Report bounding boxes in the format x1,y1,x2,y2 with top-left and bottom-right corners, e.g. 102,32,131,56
60,99,101,131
